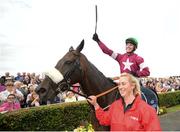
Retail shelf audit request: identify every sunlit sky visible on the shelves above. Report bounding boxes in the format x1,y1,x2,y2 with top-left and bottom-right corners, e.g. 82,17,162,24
0,0,180,77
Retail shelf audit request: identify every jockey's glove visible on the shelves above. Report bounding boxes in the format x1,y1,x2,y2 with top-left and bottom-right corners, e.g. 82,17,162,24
92,33,100,43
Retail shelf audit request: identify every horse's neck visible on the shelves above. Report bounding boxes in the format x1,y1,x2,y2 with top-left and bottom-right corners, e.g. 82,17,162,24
81,72,118,108
78,58,118,108
79,63,117,99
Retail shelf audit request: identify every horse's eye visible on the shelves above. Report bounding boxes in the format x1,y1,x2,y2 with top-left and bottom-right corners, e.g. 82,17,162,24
65,61,72,64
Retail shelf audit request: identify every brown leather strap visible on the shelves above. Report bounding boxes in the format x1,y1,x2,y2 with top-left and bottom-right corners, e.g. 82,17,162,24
95,85,119,98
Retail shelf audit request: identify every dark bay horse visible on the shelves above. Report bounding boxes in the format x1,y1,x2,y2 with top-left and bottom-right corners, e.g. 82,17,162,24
36,40,158,130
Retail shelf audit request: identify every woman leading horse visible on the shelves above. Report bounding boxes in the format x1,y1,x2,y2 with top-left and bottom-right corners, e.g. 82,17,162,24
87,73,161,131
36,40,158,131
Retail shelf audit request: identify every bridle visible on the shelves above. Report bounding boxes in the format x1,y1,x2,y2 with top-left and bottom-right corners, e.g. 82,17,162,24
55,56,89,98
64,57,82,83
47,54,119,109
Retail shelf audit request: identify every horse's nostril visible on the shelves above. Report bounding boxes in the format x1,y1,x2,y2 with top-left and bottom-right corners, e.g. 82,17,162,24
38,88,47,93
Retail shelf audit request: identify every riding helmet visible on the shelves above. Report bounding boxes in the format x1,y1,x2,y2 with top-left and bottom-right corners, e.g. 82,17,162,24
125,37,138,49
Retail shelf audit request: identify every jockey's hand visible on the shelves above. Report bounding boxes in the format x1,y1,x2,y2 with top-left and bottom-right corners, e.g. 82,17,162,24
92,33,100,43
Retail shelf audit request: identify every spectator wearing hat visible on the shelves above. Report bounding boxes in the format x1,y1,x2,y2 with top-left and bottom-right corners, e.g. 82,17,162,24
92,33,150,78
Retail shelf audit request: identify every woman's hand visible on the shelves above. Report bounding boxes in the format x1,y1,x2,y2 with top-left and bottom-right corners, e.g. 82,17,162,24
87,95,100,110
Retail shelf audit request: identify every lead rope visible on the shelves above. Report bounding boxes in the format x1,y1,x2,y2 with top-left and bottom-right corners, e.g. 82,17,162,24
95,86,118,98
69,85,119,110
69,85,119,100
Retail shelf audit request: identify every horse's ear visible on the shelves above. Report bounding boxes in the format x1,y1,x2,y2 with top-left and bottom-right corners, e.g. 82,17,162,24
76,39,84,53
69,46,74,52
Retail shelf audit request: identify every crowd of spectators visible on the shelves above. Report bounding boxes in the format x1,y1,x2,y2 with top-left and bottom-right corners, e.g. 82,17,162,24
0,71,180,114
140,76,180,93
0,72,85,114
0,72,42,113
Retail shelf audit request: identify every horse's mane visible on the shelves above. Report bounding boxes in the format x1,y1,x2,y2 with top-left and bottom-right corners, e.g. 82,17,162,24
81,53,112,80
89,61,117,85
80,53,117,93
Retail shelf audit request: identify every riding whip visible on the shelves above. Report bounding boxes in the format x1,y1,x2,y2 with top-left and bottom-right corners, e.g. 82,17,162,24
95,5,98,33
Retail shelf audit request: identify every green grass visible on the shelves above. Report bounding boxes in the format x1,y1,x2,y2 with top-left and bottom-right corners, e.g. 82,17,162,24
166,104,180,113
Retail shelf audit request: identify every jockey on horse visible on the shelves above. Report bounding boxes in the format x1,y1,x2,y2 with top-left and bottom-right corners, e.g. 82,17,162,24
92,33,150,78
92,33,158,112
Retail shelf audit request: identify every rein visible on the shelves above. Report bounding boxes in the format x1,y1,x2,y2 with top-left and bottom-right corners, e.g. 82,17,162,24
68,85,119,102
68,85,119,110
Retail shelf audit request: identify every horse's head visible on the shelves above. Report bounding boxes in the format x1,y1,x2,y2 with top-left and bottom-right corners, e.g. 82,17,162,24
36,40,85,104
36,76,59,104
56,39,85,85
